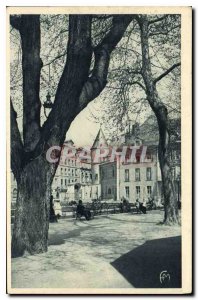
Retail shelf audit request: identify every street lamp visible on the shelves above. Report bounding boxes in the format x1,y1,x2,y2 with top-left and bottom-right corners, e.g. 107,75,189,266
43,64,53,118
43,91,53,118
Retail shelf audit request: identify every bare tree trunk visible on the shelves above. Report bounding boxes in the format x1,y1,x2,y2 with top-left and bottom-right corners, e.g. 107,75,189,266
138,15,179,225
157,110,179,225
11,157,55,257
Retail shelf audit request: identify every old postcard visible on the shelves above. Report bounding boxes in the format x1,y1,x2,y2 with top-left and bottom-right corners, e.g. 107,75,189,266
7,6,192,294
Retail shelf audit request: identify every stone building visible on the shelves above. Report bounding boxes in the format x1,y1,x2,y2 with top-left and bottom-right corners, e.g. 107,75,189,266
51,140,92,214
97,119,181,204
10,117,181,217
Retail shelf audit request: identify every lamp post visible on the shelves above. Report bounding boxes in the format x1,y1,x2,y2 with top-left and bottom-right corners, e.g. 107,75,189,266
43,91,53,118
43,64,53,118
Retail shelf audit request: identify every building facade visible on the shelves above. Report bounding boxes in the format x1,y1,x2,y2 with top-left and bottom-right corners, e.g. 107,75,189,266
10,119,181,215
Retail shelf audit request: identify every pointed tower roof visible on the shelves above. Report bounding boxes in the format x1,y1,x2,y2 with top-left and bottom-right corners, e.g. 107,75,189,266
91,128,108,149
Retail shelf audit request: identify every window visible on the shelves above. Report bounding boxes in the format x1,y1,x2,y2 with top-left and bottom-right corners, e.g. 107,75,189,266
95,174,98,181
125,186,130,198
136,155,140,163
135,168,140,181
136,186,140,198
108,188,111,195
61,179,63,186
61,168,63,175
125,169,129,182
146,167,152,180
112,167,115,177
65,179,67,186
136,140,140,146
146,153,152,160
147,186,152,195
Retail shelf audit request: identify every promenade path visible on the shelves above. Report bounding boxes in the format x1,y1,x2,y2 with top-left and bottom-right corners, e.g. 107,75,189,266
11,211,181,289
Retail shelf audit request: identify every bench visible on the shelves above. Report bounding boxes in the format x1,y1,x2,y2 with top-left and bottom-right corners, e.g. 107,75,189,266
61,206,76,217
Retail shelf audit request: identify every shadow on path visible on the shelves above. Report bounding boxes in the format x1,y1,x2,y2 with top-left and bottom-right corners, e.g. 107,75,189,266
48,222,104,246
111,236,181,288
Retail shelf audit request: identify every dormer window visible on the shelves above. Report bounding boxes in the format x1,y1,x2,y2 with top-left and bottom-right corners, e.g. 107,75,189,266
136,140,140,146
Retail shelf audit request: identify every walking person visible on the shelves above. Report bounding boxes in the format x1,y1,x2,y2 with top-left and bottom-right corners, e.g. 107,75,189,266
135,199,140,214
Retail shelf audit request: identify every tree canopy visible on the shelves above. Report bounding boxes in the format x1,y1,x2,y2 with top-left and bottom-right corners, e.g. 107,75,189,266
10,14,181,144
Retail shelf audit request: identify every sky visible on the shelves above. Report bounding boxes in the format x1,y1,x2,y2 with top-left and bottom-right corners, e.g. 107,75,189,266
66,104,101,147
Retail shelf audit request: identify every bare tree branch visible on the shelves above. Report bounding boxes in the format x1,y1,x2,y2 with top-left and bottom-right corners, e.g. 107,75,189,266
128,80,146,91
78,15,134,110
148,16,167,25
149,25,181,37
10,100,24,183
43,51,66,67
154,62,181,84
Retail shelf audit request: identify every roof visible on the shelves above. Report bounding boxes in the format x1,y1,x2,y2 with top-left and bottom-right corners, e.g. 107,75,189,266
91,128,108,149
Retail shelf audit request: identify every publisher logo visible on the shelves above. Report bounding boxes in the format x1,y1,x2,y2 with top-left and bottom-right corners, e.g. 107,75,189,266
160,270,171,285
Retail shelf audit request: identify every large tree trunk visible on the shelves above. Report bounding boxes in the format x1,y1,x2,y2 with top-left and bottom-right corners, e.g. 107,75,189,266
157,114,179,225
11,157,55,257
138,15,179,225
10,14,133,256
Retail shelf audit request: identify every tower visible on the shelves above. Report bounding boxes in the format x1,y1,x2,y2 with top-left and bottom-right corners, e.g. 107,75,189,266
91,128,108,199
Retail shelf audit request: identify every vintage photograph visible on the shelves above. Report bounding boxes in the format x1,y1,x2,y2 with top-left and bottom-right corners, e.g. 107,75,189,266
7,7,192,294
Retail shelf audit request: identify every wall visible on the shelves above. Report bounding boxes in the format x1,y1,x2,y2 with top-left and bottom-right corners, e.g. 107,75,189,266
100,161,117,201
119,161,158,203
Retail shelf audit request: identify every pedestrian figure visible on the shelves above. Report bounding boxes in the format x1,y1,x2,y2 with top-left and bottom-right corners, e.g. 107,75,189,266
49,195,58,222
120,199,124,213
139,199,147,214
76,200,91,220
142,199,147,214
135,199,140,214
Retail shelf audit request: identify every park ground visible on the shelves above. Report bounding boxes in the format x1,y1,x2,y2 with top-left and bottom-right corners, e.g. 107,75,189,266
11,210,181,289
